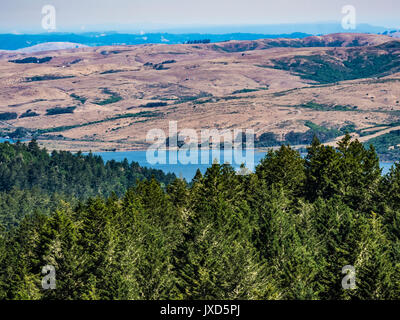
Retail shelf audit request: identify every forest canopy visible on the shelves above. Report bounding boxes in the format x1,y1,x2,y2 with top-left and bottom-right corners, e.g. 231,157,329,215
0,135,399,300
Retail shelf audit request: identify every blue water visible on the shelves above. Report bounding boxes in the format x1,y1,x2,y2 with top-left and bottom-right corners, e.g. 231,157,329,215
0,138,23,143
0,138,394,181
95,150,266,181
93,150,396,182
381,162,394,175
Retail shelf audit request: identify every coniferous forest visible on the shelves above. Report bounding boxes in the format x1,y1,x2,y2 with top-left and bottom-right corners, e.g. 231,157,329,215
0,135,399,300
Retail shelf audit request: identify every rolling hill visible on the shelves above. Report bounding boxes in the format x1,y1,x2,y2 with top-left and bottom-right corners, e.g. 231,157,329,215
1,33,400,159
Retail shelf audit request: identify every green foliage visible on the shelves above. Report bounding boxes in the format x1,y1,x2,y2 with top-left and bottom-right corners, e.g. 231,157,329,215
231,88,260,95
70,94,87,104
255,132,280,147
19,110,40,118
46,106,76,116
0,188,70,230
185,39,211,44
365,130,400,161
173,164,272,299
305,134,381,211
0,135,399,300
93,89,123,106
0,112,18,121
299,101,358,112
256,122,356,147
25,75,74,82
272,48,400,84
9,57,52,64
0,140,175,200
256,145,305,198
99,69,124,75
136,102,168,108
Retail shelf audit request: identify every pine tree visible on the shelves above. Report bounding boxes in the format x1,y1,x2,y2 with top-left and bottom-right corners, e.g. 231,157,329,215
349,212,398,299
173,163,274,299
256,145,305,198
39,203,86,300
309,197,359,299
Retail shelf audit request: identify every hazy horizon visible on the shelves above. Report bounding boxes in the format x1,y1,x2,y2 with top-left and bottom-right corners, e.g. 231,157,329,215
0,22,391,35
0,0,399,33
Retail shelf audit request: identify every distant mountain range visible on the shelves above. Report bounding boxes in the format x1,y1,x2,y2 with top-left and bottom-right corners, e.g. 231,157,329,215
13,42,88,53
154,23,389,35
0,22,396,51
0,32,312,51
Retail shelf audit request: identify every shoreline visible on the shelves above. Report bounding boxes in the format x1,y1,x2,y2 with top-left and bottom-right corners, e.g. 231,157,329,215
3,139,398,162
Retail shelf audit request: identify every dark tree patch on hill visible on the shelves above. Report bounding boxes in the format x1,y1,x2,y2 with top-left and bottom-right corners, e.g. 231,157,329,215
298,101,358,112
174,92,213,104
161,60,176,64
255,122,356,147
365,129,400,161
185,39,211,44
8,127,32,139
9,57,52,64
70,93,87,104
144,62,170,70
93,89,122,106
20,109,40,118
100,50,121,55
129,102,168,109
46,106,76,115
0,112,18,120
99,69,124,75
25,75,75,82
68,58,82,65
231,87,268,95
272,45,400,84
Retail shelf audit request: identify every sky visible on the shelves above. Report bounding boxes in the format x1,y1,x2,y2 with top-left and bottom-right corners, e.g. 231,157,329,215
0,0,399,33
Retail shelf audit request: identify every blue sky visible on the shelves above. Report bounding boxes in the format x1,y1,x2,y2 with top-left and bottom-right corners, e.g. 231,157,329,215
0,0,399,33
